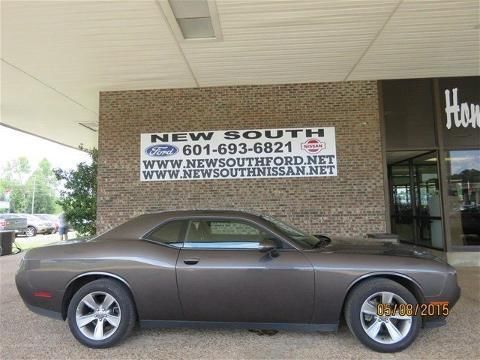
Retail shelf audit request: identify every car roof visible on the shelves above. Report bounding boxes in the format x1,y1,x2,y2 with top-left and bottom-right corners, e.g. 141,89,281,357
0,213,26,218
18,214,42,219
144,209,261,217
97,210,263,240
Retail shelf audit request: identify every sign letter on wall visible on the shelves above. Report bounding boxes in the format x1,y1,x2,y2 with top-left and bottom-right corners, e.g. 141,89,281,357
445,88,480,129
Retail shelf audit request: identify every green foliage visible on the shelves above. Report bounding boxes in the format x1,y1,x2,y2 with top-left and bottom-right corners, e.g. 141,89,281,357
1,157,29,212
2,156,31,182
54,147,97,236
1,157,59,213
25,159,57,213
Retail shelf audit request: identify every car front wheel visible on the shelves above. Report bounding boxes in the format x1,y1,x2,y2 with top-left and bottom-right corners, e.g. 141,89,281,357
67,279,135,348
344,278,421,353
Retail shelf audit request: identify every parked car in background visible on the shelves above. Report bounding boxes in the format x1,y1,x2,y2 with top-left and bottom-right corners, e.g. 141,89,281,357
0,214,28,235
16,210,460,352
16,214,55,237
35,214,59,234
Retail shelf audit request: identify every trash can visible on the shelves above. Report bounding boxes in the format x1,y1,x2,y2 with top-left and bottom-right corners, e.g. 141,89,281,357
0,231,14,256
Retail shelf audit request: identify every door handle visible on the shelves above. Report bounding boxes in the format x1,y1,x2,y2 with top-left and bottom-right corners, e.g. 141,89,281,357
183,258,200,265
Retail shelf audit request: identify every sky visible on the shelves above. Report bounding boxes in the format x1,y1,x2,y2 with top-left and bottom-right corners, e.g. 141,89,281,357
0,125,91,173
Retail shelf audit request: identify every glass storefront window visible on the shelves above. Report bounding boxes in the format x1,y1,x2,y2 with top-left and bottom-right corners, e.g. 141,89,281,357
383,76,479,252
445,150,480,247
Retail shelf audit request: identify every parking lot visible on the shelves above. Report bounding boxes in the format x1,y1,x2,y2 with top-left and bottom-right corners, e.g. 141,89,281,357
13,233,72,251
0,252,478,360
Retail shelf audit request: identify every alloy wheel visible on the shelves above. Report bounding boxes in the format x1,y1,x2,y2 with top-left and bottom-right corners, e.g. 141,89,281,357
75,291,122,341
360,291,412,344
25,227,35,237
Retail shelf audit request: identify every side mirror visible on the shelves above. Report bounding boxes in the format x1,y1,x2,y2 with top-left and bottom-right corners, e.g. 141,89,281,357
258,239,277,253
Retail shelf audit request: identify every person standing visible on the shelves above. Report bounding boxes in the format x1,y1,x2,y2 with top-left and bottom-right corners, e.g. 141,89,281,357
58,213,69,241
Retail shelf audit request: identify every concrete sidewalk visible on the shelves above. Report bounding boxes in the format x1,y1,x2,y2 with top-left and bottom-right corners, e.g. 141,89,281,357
1,253,479,360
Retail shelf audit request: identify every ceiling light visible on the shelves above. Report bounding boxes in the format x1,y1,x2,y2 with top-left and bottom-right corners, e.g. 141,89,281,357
159,0,222,41
176,17,214,39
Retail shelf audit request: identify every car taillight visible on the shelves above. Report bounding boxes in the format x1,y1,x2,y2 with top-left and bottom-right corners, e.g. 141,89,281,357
0,219,6,229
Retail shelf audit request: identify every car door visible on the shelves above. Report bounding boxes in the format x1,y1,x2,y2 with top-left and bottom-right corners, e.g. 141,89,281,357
176,217,315,324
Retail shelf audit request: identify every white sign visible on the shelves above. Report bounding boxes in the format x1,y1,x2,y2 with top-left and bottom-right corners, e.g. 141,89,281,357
445,88,480,129
140,127,337,181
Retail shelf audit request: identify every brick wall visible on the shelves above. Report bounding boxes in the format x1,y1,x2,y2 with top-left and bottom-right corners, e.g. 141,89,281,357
97,81,386,238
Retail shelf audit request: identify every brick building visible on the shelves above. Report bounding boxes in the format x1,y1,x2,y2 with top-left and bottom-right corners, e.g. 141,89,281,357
97,77,479,263
98,81,385,237
2,1,478,264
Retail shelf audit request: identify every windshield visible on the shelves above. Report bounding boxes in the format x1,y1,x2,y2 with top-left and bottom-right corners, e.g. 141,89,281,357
261,215,326,249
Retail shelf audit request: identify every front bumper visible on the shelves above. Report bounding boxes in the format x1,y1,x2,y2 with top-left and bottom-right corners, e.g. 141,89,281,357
449,282,461,308
422,270,461,328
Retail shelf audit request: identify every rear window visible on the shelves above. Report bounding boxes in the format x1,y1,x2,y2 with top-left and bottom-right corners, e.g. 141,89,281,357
145,220,186,248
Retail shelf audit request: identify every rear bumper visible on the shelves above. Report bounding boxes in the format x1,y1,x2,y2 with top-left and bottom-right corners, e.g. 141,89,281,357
35,226,50,234
16,268,64,320
26,303,62,320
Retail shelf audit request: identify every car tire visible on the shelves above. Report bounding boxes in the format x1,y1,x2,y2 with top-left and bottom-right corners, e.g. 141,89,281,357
67,279,136,348
25,226,36,237
344,278,421,353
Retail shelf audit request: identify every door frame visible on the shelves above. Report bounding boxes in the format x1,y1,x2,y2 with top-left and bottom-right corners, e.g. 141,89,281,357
387,150,446,251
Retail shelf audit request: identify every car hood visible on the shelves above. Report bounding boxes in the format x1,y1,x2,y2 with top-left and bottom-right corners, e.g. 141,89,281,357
316,238,444,262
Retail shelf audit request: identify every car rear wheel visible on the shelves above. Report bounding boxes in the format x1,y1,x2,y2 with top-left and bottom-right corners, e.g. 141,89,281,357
344,278,421,353
25,226,36,237
67,279,135,348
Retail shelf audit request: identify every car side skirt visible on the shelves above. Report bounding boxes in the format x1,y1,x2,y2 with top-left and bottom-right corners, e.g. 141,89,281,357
140,320,338,332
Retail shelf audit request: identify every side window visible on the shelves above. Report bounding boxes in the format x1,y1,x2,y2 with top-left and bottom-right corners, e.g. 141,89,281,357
184,219,271,249
146,220,186,248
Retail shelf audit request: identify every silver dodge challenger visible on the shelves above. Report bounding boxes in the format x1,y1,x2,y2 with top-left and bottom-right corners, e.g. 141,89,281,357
16,210,460,352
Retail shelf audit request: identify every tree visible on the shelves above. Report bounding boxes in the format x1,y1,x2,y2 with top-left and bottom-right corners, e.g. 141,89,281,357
25,159,57,214
54,147,97,236
2,157,31,183
1,157,59,213
0,157,31,212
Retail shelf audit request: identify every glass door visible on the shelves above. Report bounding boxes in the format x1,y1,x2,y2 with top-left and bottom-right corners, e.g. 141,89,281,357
390,163,415,242
389,151,444,250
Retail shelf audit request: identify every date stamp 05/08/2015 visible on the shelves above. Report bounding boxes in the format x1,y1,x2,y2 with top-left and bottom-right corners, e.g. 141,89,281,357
376,302,450,317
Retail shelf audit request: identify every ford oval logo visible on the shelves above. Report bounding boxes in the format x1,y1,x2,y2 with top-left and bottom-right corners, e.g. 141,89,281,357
145,144,178,157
